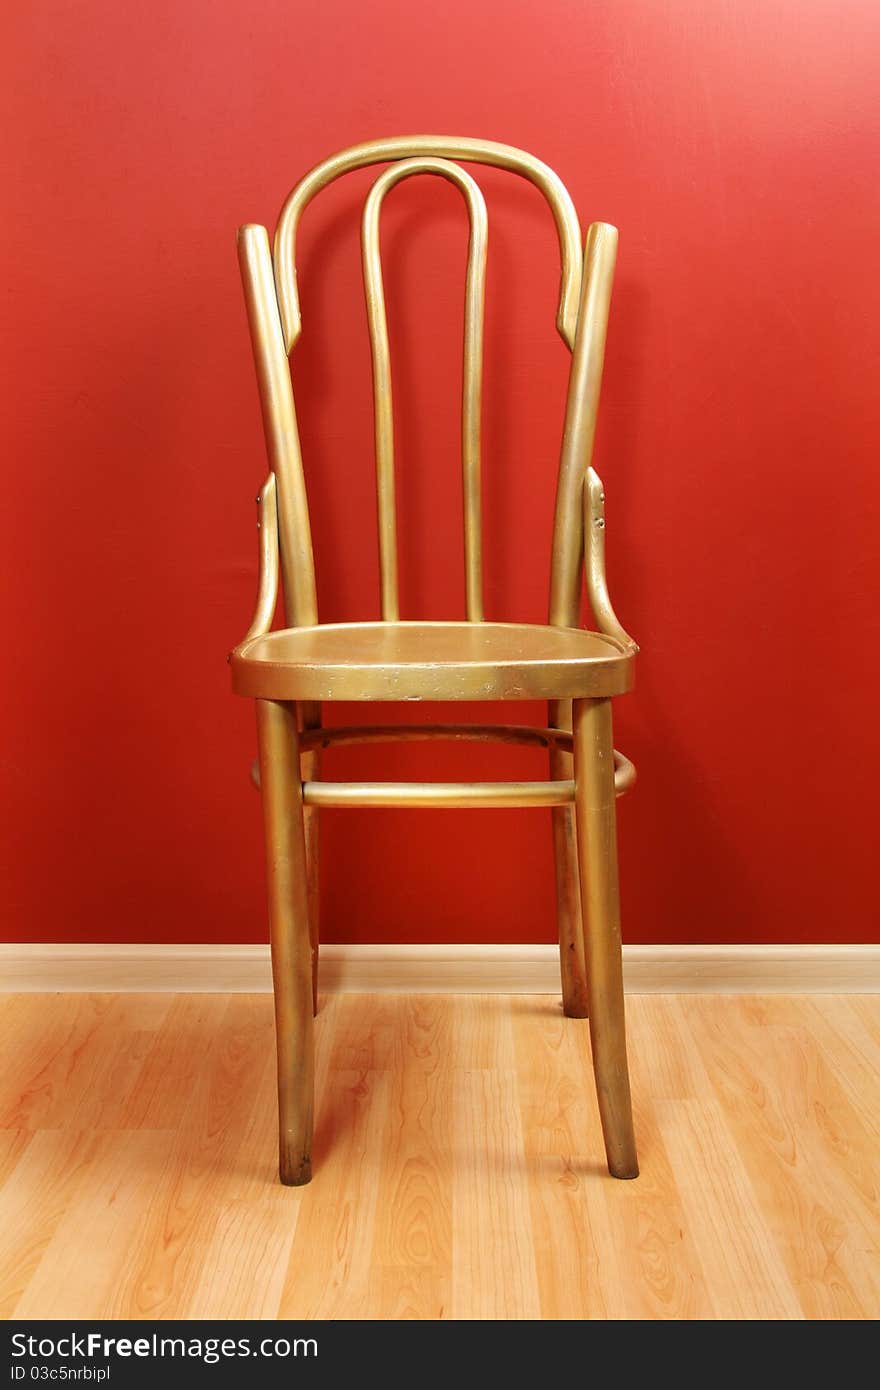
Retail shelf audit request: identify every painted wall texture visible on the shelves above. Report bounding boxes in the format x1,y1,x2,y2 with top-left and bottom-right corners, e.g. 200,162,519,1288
2,1,878,945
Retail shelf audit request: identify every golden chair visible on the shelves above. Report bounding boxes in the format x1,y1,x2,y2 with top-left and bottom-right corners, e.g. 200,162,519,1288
229,137,639,1186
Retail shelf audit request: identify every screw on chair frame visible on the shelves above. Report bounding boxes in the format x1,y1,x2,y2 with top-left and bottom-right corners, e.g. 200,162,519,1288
230,136,640,1185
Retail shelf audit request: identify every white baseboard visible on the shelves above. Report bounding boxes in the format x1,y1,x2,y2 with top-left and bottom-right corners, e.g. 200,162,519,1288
1,942,878,994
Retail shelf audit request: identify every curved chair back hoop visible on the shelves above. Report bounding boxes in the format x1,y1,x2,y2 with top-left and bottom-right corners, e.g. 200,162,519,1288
274,135,583,351
237,137,618,632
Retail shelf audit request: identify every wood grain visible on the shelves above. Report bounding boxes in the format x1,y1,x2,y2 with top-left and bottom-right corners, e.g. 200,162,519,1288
680,995,880,1319
370,998,453,1319
0,992,878,1320
13,1130,172,1319
453,999,540,1319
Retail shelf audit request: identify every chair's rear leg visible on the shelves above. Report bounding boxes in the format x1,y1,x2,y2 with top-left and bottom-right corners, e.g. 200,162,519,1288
256,698,315,1186
301,701,322,1016
303,781,320,1017
571,697,638,1179
549,699,589,1018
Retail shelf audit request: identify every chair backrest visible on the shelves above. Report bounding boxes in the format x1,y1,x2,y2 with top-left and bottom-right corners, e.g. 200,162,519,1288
237,136,618,632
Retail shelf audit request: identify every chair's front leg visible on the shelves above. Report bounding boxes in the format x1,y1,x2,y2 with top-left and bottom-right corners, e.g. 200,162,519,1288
548,698,589,1018
256,698,315,1186
571,697,638,1179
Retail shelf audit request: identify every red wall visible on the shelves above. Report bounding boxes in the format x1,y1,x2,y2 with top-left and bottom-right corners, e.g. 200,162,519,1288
2,1,878,947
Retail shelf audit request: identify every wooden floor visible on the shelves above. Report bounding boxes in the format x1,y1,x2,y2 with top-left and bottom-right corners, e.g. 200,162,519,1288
0,991,878,1320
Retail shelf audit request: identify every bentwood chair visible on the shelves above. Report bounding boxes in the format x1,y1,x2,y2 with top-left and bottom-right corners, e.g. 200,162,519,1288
229,137,640,1186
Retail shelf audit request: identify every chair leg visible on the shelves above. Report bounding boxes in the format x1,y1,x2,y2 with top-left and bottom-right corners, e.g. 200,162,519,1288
301,702,322,1017
256,698,315,1186
304,781,320,1016
549,699,589,1017
571,697,638,1180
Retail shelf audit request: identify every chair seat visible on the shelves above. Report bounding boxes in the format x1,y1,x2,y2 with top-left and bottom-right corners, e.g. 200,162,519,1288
230,620,634,702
